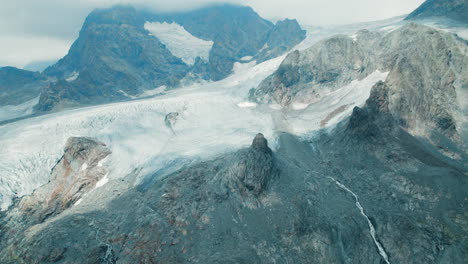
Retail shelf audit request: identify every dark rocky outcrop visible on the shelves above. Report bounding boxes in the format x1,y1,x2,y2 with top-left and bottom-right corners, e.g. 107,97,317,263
405,0,468,24
251,133,273,154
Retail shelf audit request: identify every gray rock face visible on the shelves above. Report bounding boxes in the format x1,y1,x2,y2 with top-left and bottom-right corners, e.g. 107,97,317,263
253,31,380,105
1,128,465,263
0,67,48,106
255,19,307,63
36,4,306,112
371,24,467,140
405,0,468,24
38,6,189,112
254,23,468,139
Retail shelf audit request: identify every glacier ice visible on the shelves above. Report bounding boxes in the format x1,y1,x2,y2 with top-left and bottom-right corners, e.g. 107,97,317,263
0,54,388,210
144,22,214,65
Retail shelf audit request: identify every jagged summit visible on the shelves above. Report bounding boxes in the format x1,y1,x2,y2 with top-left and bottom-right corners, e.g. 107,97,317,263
251,133,273,154
36,4,306,112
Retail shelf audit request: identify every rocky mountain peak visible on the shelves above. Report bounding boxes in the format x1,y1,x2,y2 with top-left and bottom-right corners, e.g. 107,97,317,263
36,4,306,112
251,133,273,154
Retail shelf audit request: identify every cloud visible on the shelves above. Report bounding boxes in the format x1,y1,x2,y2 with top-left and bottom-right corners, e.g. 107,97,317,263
0,35,72,68
0,0,425,69
246,0,425,25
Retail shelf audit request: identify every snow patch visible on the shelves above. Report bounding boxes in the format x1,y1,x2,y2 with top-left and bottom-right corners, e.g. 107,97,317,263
139,86,166,98
349,34,358,41
73,198,83,206
95,173,109,188
240,56,253,61
292,102,309,110
145,22,213,65
237,102,257,108
118,90,137,99
98,155,109,167
379,25,400,32
269,104,282,110
66,71,79,82
81,163,88,171
232,60,257,74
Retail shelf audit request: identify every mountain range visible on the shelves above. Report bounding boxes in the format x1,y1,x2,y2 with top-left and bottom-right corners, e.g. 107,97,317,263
0,0,467,263
1,4,306,113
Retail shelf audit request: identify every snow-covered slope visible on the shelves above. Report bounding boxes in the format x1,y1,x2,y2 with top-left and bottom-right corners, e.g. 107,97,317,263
296,16,407,50
0,53,388,210
298,14,468,51
144,22,214,65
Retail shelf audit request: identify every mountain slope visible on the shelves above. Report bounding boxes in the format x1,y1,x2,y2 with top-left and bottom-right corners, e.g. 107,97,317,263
37,4,305,112
253,23,468,140
0,10,467,264
1,120,466,263
0,67,47,106
406,0,468,24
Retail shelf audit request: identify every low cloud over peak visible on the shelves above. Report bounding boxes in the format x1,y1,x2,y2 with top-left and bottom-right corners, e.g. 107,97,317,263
0,0,424,69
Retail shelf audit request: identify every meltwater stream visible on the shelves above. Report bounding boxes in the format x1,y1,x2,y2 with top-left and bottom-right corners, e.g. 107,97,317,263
329,177,390,264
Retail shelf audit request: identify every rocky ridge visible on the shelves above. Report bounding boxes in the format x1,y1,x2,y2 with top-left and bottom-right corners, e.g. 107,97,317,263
253,23,468,139
405,0,468,24
0,67,48,106
36,4,305,112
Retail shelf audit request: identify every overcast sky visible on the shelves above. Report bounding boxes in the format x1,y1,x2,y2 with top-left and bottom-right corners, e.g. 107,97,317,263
0,0,424,69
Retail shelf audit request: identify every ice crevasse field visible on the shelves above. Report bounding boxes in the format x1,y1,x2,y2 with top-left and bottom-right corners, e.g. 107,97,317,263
0,20,396,210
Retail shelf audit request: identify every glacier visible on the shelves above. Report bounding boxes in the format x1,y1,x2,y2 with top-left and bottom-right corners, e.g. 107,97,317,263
6,13,460,210
0,52,388,210
144,21,214,65
9,15,458,210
